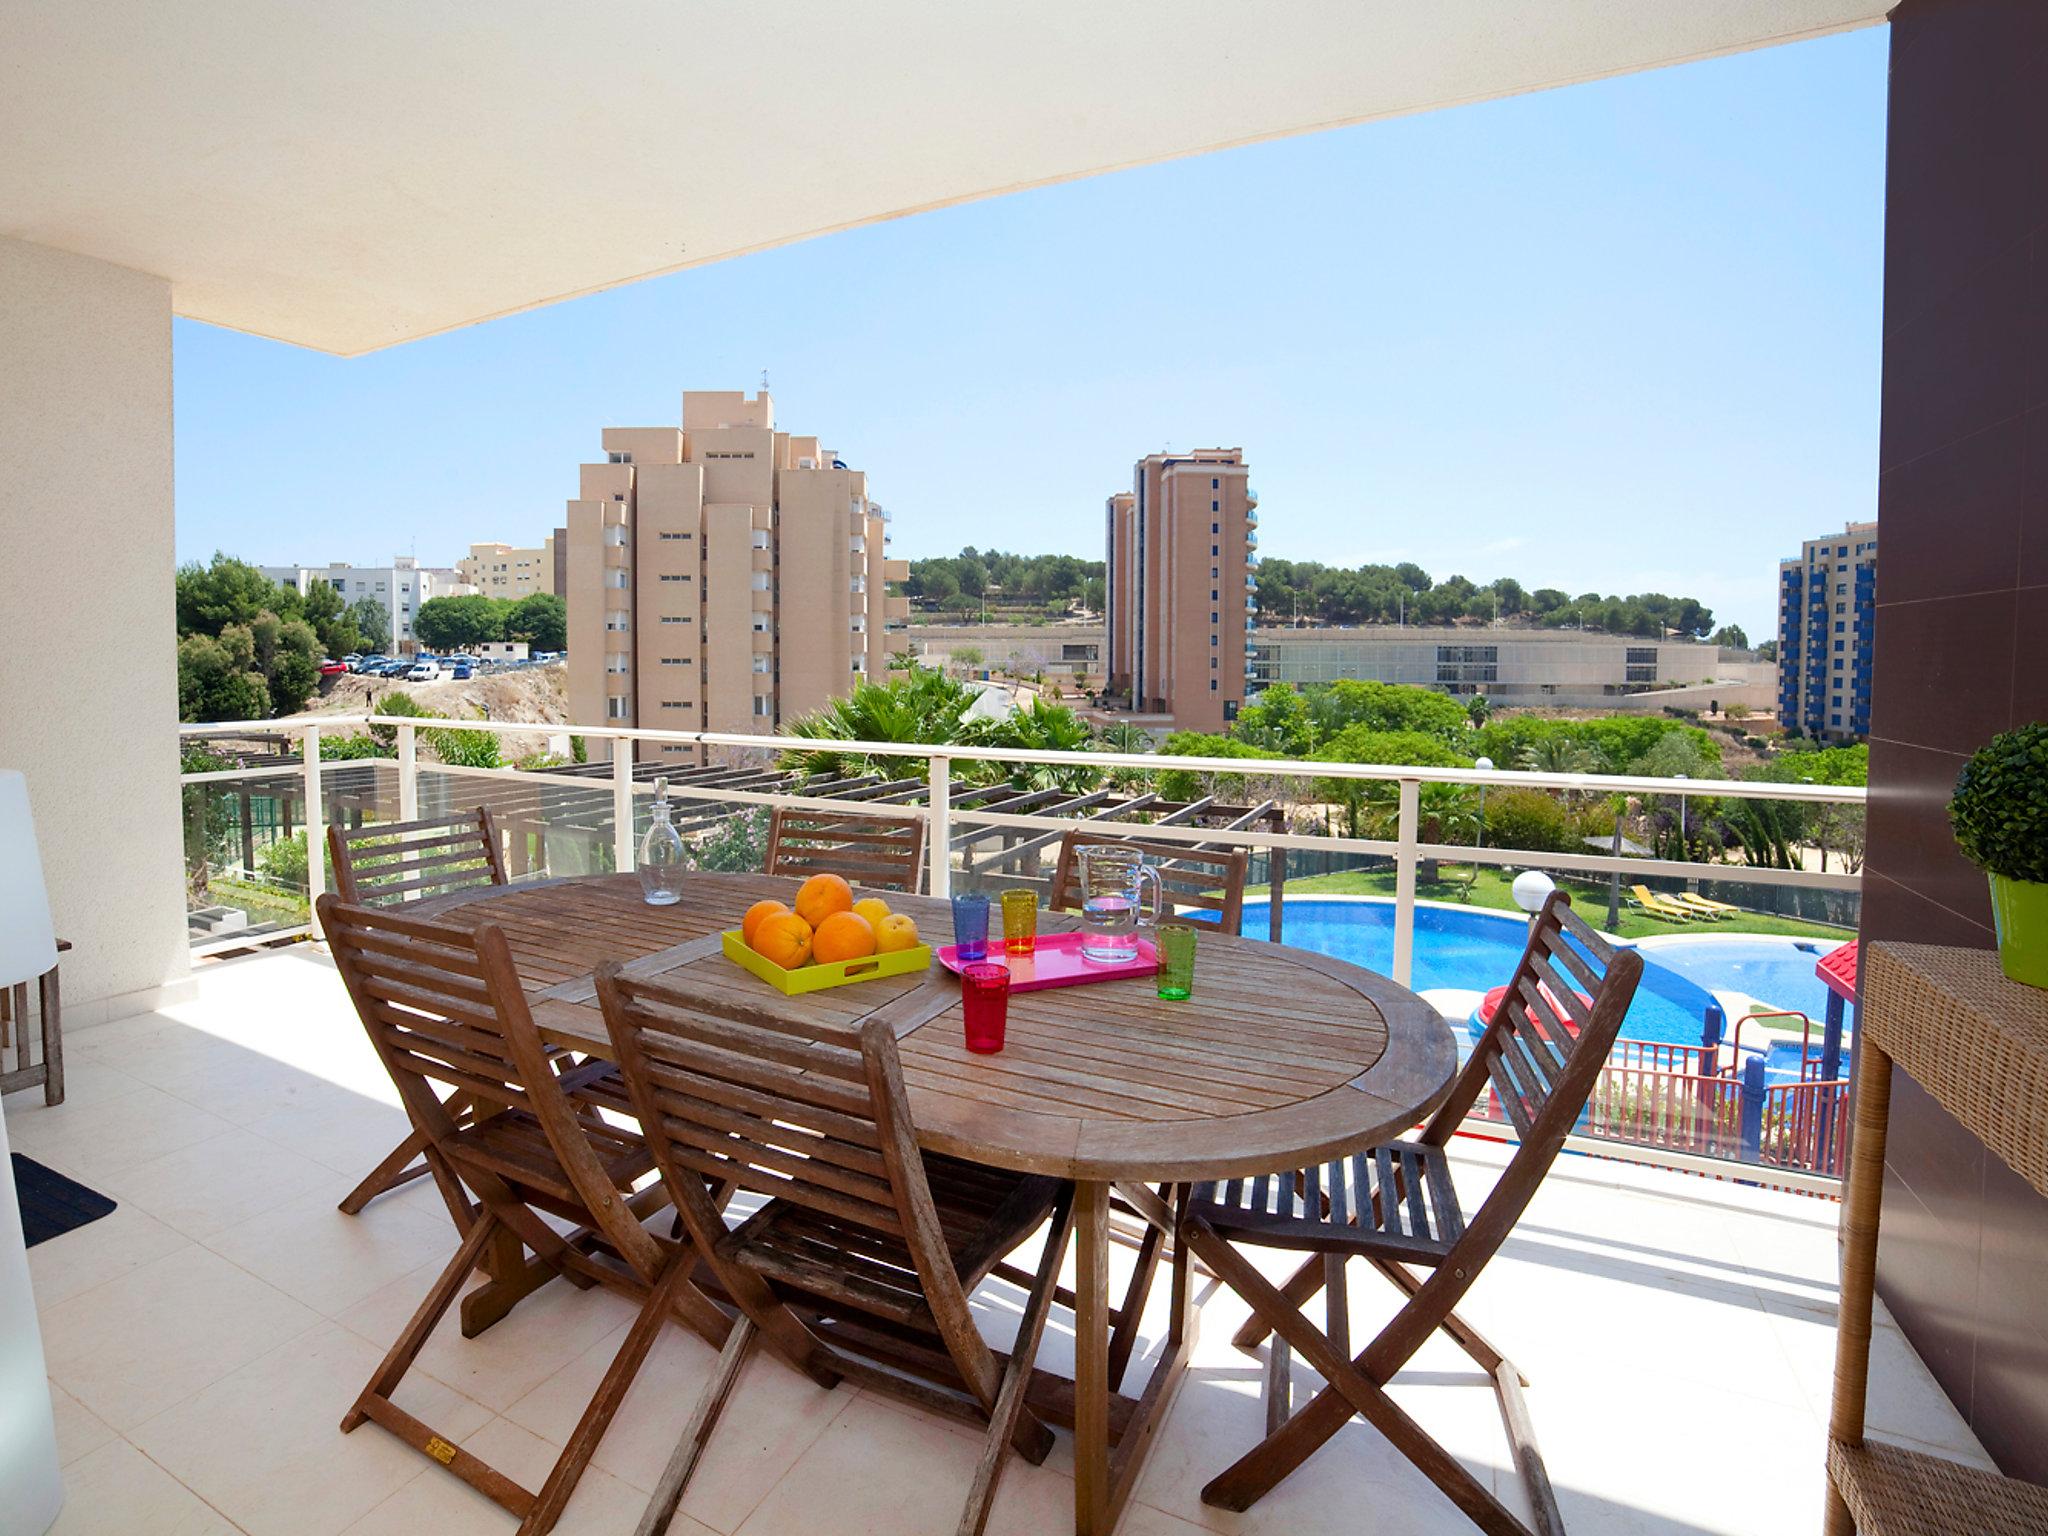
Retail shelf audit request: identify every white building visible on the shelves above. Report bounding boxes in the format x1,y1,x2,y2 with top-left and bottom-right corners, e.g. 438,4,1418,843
1250,627,1751,711
259,556,465,654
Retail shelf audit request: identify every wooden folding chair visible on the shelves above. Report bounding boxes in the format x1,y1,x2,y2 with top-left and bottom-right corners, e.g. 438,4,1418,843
1049,831,1251,935
594,965,1072,1536
330,809,512,1213
320,895,733,1536
763,806,927,893
328,808,509,908
1180,890,1642,1536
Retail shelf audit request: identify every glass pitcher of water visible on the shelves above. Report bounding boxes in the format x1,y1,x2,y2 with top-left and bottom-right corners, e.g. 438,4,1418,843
1076,844,1163,963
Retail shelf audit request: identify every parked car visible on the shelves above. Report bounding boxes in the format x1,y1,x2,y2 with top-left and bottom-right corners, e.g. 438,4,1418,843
375,658,411,677
318,659,347,676
350,655,384,674
406,660,442,682
450,660,474,680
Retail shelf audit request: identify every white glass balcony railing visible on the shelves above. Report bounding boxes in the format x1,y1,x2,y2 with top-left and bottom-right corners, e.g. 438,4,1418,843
177,715,1866,1194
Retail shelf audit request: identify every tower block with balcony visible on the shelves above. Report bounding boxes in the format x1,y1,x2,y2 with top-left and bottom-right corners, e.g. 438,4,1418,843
1104,447,1258,732
564,390,908,765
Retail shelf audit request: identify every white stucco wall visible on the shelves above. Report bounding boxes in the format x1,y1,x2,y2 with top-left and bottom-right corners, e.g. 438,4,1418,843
0,236,189,1016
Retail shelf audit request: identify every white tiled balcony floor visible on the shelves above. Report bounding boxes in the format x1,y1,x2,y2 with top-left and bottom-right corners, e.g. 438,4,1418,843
7,948,1991,1536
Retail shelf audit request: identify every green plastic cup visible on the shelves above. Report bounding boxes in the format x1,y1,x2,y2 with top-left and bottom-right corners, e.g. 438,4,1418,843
1156,922,1198,1001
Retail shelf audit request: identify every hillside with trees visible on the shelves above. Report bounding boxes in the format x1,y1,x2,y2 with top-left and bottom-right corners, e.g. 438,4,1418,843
175,554,355,721
1252,558,1715,638
902,547,1105,617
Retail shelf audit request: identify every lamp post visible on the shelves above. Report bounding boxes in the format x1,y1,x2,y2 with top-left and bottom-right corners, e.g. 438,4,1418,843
1673,772,1694,895
1474,757,1493,851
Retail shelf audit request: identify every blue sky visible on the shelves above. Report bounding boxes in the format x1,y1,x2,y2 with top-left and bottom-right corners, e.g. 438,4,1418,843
173,27,1888,641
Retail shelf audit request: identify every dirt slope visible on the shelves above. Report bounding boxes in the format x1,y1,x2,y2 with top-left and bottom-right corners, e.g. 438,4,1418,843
309,661,571,758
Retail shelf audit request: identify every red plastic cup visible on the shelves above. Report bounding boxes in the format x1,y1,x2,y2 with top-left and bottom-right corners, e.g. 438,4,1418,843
961,962,1011,1054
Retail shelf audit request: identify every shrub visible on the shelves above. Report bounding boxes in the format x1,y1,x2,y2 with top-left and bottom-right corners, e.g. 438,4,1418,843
1480,788,1577,854
258,830,310,890
1154,733,1283,801
689,808,770,873
1951,723,2048,883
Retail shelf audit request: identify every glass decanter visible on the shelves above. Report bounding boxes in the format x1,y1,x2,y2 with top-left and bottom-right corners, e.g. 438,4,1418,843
638,776,687,906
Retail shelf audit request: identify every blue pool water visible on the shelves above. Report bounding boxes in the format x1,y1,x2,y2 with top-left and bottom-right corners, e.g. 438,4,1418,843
1633,938,1836,1024
1239,898,1721,1049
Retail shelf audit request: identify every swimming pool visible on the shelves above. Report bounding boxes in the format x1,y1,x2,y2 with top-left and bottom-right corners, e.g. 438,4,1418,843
1631,936,1839,1024
1239,898,1722,1049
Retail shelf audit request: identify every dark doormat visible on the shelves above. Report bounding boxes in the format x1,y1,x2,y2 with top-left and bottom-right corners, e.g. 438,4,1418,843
10,1154,116,1247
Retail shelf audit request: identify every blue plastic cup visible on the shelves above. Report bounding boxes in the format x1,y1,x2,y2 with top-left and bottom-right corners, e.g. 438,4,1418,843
951,891,991,963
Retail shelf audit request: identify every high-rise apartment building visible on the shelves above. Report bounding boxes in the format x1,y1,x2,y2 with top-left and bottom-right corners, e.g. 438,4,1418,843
564,390,908,763
1776,519,1878,741
1103,447,1257,732
457,540,558,599
260,556,460,654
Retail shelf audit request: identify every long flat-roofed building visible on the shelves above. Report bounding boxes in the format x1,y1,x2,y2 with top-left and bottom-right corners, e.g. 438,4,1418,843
1104,448,1257,731
1249,626,1760,710
563,390,908,763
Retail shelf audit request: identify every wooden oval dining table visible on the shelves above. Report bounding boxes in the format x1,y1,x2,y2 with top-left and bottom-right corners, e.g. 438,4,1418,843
409,870,1457,1536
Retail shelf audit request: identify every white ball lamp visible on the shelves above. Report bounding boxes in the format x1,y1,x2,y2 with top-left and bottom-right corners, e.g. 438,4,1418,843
1511,870,1556,922
0,770,65,1536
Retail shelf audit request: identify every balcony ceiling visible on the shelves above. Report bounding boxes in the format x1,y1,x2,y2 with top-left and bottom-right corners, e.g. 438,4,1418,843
0,0,1886,356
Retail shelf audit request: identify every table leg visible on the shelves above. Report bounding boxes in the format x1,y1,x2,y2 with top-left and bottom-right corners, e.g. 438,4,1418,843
1074,1179,1112,1536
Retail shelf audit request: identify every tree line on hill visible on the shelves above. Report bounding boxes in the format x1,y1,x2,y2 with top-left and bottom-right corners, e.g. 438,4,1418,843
902,547,1105,614
1251,559,1720,639
897,546,1763,649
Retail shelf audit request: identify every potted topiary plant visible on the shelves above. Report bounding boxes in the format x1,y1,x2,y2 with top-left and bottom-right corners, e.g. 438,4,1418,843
1950,721,2048,987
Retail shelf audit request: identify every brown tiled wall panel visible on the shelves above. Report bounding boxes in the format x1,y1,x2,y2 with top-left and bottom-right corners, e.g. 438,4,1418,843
1865,0,2048,1482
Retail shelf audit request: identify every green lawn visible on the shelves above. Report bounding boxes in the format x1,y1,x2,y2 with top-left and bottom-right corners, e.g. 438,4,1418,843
1252,865,1851,942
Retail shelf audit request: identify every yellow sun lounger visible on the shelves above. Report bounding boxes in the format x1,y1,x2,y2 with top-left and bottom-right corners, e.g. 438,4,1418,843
1629,884,1696,922
1673,892,1739,919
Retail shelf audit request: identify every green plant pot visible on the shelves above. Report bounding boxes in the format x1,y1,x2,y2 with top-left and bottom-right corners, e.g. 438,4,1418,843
1989,873,2048,988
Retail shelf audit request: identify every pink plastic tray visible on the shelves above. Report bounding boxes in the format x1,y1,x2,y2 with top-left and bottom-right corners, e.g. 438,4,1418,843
936,931,1158,992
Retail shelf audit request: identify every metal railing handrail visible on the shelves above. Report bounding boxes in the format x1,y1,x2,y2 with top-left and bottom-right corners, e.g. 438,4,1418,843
178,714,1866,806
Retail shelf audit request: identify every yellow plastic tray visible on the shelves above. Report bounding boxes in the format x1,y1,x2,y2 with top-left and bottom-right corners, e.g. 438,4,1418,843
720,928,932,995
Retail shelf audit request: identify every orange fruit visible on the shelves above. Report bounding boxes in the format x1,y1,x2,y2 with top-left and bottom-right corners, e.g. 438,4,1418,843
752,912,814,970
812,911,877,965
852,896,892,929
742,899,790,948
794,872,854,927
874,913,921,953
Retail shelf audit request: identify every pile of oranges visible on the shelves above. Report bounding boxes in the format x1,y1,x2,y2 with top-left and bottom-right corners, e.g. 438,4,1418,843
742,873,921,970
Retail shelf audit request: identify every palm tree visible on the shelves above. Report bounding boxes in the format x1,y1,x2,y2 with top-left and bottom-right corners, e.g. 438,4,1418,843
973,697,1100,792
1517,736,1597,775
780,667,979,779
1415,781,1478,883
